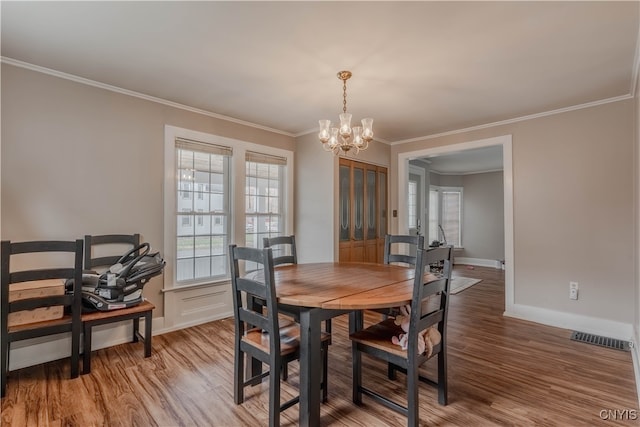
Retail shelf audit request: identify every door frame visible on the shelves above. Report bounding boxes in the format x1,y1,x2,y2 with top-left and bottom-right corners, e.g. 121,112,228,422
397,134,514,314
408,164,426,237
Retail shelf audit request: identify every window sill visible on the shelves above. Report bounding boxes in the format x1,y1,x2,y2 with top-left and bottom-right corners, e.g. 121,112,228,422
162,278,230,293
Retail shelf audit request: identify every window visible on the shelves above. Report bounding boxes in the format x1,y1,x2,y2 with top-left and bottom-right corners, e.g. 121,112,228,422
429,186,463,247
165,126,294,291
245,152,287,263
175,138,231,283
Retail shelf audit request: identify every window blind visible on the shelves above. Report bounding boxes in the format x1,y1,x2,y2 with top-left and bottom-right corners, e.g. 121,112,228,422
246,151,287,165
175,137,232,157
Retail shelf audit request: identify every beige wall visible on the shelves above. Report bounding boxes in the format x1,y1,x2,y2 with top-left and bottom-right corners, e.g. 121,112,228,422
1,64,296,317
392,100,635,326
460,171,504,261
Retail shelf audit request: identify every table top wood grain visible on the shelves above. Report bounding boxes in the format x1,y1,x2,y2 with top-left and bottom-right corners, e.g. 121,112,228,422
258,262,436,310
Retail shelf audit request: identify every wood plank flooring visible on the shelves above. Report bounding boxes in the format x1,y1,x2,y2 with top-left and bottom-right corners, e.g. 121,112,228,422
1,266,638,426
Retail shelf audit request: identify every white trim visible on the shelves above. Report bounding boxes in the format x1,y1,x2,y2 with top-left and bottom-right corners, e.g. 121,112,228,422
429,168,504,176
454,257,502,269
505,304,633,342
1,57,294,137
397,134,514,313
408,165,426,234
8,316,164,371
390,95,633,145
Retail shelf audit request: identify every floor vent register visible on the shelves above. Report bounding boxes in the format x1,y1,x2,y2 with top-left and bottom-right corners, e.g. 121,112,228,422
570,331,630,351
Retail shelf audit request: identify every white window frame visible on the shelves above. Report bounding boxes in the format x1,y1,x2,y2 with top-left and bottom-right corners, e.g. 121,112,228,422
163,125,294,291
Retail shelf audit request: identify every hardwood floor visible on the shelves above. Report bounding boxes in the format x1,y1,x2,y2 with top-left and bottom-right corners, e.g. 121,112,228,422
2,266,638,426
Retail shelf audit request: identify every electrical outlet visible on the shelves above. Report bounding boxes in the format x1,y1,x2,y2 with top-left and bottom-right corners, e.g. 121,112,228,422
569,282,579,300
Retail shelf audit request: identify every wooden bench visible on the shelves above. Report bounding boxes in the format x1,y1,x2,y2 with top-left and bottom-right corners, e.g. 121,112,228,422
81,300,154,374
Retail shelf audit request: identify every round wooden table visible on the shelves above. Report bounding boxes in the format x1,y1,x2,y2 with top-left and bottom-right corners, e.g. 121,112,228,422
264,262,434,427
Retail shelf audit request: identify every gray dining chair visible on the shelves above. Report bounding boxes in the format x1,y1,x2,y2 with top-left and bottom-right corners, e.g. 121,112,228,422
350,246,453,427
373,234,425,319
229,244,330,427
264,235,332,349
1,239,84,397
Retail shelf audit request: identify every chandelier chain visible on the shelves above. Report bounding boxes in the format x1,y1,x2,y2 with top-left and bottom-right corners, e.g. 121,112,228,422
343,80,347,114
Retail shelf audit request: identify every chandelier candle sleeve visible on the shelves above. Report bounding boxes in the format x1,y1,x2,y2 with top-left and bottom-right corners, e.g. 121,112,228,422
318,70,373,154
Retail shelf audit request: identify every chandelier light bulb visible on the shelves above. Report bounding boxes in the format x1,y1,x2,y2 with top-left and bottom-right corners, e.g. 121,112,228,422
318,120,331,143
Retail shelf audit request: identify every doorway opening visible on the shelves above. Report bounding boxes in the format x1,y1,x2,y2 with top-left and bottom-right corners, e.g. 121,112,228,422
397,134,514,314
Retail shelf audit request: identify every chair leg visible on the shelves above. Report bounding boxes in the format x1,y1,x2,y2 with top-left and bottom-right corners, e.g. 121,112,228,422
407,358,420,427
269,356,281,427
70,322,80,378
351,343,362,405
437,349,448,405
281,363,288,381
234,344,245,404
133,318,140,342
1,337,8,398
322,341,328,403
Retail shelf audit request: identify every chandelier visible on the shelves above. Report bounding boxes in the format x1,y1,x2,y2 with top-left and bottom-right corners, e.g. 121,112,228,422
318,71,373,154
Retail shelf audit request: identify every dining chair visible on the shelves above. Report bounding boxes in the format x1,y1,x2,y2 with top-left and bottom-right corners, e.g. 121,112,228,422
262,235,297,266
1,239,84,397
350,246,453,427
229,244,330,427
373,234,425,319
263,234,332,346
81,234,154,375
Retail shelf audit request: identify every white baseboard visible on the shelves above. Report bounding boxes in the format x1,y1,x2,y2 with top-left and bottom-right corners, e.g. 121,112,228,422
7,310,236,372
454,257,503,269
504,303,633,341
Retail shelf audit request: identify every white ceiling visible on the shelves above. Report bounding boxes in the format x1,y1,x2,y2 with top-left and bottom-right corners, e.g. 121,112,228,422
1,1,639,143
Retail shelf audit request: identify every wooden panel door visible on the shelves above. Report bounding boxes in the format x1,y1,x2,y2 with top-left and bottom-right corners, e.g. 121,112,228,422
339,158,387,263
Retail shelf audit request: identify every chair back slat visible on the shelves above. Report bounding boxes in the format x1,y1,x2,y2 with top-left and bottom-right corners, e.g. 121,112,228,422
9,240,79,255
235,277,268,300
10,268,76,284
263,235,297,267
238,308,269,331
421,278,448,297
384,234,425,266
416,309,444,332
9,294,74,312
84,234,140,270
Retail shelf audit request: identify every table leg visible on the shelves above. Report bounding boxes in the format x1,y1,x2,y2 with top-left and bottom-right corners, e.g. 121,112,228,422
299,308,322,427
349,310,364,334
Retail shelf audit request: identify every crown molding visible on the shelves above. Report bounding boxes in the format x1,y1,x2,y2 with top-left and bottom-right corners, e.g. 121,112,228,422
390,94,634,146
429,168,503,176
1,57,296,138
